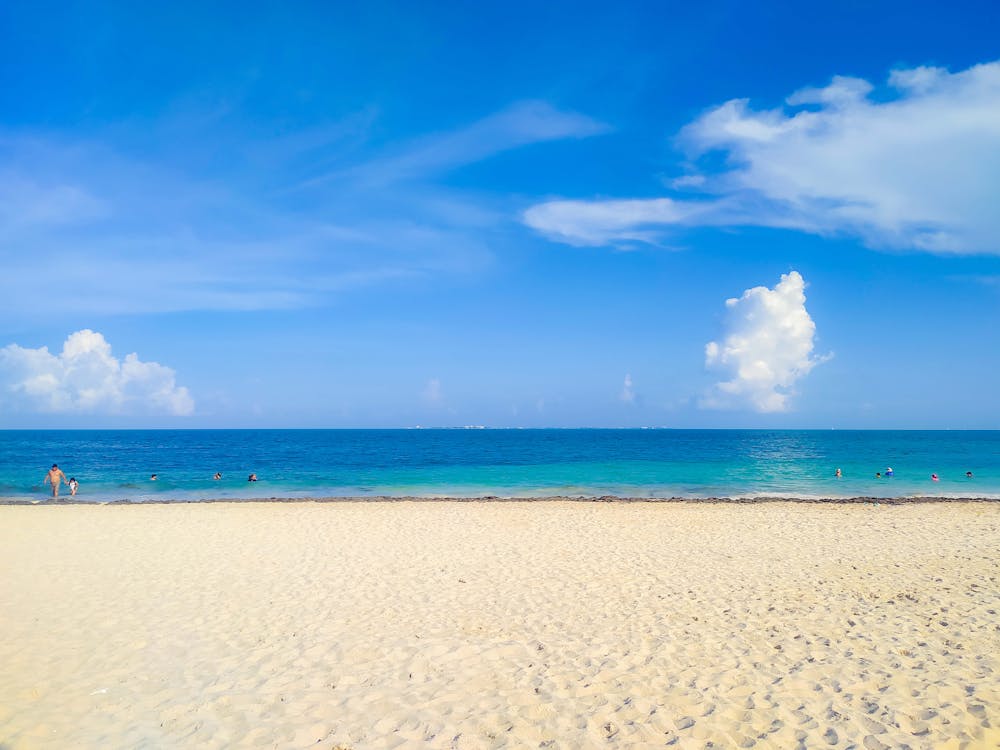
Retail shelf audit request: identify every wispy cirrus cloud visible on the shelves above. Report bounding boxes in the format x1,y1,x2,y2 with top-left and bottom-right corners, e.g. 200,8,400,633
1,100,606,318
0,175,107,230
525,60,1000,254
524,198,708,247
311,100,610,189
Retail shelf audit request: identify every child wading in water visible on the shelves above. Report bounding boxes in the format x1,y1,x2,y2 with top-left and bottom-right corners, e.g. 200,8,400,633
68,477,79,496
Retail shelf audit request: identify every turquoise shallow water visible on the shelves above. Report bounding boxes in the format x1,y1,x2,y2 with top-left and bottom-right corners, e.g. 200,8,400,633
1,429,997,503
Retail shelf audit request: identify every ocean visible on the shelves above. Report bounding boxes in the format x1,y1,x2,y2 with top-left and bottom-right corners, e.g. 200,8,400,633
1,429,997,503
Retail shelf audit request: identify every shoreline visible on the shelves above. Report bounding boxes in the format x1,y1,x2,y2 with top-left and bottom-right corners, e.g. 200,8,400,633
3,493,1000,506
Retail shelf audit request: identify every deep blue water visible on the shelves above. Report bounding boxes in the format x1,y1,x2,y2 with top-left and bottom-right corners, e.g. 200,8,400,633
1,429,997,502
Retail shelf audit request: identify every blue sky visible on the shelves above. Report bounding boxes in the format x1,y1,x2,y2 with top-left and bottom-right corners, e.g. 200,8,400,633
1,0,999,428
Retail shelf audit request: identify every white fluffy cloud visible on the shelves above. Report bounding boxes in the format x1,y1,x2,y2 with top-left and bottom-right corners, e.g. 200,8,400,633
526,60,1000,254
0,330,194,416
702,272,827,413
524,198,704,246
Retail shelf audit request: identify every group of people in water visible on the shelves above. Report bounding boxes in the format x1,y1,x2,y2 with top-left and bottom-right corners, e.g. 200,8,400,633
834,466,973,481
149,472,255,481
43,461,978,499
43,464,260,498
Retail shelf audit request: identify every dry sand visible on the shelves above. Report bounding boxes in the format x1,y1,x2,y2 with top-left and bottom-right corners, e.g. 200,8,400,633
1,500,998,749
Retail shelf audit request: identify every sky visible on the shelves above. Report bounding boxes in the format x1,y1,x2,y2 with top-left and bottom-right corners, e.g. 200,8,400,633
1,0,999,429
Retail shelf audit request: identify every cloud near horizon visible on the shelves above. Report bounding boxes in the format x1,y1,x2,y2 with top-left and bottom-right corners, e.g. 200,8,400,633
525,60,1000,254
702,271,827,413
620,373,635,404
421,377,444,405
0,330,194,416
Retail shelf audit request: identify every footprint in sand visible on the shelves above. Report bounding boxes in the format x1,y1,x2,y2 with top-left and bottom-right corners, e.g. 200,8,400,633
823,727,838,744
863,735,888,750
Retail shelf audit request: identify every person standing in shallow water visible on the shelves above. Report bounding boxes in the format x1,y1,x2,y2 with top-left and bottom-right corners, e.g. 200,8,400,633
44,464,68,498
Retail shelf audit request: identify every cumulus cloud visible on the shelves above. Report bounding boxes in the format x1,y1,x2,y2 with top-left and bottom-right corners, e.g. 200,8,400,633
526,60,1000,254
0,330,194,416
702,272,827,412
620,374,636,404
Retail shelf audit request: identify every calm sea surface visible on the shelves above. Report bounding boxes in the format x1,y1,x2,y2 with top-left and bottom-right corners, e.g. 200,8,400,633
1,429,997,503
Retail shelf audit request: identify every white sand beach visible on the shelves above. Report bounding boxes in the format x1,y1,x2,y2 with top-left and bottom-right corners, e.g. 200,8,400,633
1,500,998,749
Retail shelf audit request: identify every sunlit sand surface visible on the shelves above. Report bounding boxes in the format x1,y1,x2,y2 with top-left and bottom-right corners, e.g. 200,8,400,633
1,501,998,748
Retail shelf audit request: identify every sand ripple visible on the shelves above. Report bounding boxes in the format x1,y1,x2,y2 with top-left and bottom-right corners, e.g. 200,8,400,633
1,501,998,748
